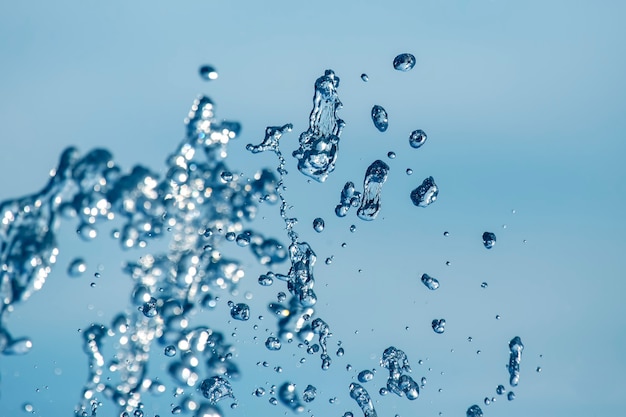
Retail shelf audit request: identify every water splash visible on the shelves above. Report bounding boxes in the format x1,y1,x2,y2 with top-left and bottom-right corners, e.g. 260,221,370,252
292,70,344,182
200,376,234,404
349,383,377,417
357,160,390,221
371,105,389,132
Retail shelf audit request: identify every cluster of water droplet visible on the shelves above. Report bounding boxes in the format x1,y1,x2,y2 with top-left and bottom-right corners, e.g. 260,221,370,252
380,346,420,400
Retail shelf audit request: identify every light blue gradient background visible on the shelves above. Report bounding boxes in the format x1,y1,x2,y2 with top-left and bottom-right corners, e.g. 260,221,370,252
1,1,625,416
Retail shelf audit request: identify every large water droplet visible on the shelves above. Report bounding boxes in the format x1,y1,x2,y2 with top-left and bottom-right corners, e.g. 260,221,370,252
410,177,438,207
466,404,483,417
278,382,305,413
164,345,176,357
508,336,524,386
265,336,282,351
349,383,377,417
200,376,234,404
393,53,416,72
408,130,427,149
228,301,250,321
371,105,388,132
199,65,218,81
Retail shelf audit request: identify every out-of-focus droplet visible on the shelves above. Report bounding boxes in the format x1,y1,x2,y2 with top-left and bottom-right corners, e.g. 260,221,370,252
393,53,416,71
220,171,233,182
409,129,427,149
406,168,413,175
199,65,218,81
361,73,369,82
68,258,87,277
139,297,158,318
481,282,488,288
371,105,389,132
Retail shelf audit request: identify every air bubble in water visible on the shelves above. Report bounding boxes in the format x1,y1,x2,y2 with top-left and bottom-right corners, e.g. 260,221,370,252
358,370,374,383
393,53,416,72
228,301,250,321
371,105,388,132
200,376,234,404
481,282,488,289
482,232,496,249
357,160,390,221
508,336,524,386
349,383,377,417
421,274,439,290
406,168,413,175
164,345,176,357
302,384,317,402
408,130,427,149
313,218,325,233
68,258,87,277
466,404,483,417
410,177,438,207
77,223,97,241
199,65,218,81
361,73,369,82
431,319,445,334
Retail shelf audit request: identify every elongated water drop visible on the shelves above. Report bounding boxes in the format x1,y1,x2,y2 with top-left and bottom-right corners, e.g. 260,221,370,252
357,160,390,221
466,404,483,417
371,105,388,132
302,384,317,403
421,274,439,290
393,53,416,72
508,336,524,386
349,383,377,417
68,258,87,278
361,73,369,82
200,377,234,404
358,370,374,383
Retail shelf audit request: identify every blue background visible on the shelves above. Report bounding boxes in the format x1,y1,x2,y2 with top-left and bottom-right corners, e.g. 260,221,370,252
1,1,625,416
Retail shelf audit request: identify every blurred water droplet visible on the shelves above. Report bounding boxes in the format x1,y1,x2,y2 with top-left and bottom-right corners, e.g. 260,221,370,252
139,297,158,318
199,65,218,81
361,73,369,82
387,151,396,159
371,105,388,132
482,232,496,249
220,171,233,182
393,53,416,71
406,168,413,175
68,258,87,277
481,282,488,288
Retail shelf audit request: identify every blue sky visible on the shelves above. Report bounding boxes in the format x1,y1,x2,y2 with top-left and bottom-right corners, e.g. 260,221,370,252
1,1,625,416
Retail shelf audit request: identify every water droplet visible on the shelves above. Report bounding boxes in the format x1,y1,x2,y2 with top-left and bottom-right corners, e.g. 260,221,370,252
408,130,427,149
23,403,34,412
484,397,491,405
431,319,446,334
220,171,233,182
343,412,354,417
77,223,98,241
235,233,250,247
481,282,488,288
228,301,250,321
68,258,87,278
421,273,440,290
313,217,325,232
336,347,345,356
508,336,524,386
278,382,305,413
387,151,396,159
265,336,282,351
139,297,158,318
302,384,317,403
225,232,236,241
349,383,377,417
357,160,390,221
258,272,274,286
325,257,333,265
371,105,388,132
253,387,266,397
466,404,483,417
199,65,218,81
482,232,496,249
393,53,416,71
496,385,506,395
357,369,374,383
171,405,182,414
507,391,516,401
269,397,278,406
200,377,234,404
406,168,413,175
164,345,176,357
410,177,438,207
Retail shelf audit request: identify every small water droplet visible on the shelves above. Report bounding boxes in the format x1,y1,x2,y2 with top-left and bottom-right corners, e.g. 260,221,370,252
421,273,440,290
387,151,396,159
228,302,250,321
265,336,281,351
431,319,446,334
199,65,218,81
482,232,496,249
164,345,176,357
357,370,374,383
393,53,416,71
361,73,369,82
220,171,233,182
313,217,325,233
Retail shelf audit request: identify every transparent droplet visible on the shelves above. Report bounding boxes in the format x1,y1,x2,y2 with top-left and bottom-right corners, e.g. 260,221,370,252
536,366,542,373
68,258,87,278
336,347,345,356
410,177,438,207
482,232,496,249
421,273,440,290
164,345,176,357
357,159,390,221
361,73,369,82
77,223,98,241
357,369,374,383
371,105,389,132
235,233,250,247
408,130,428,150
220,171,233,182
507,391,516,401
393,53,416,71
253,387,266,397
349,224,356,232
228,301,250,321
484,397,491,405
258,273,274,286
265,336,282,351
313,217,325,233
302,384,317,403
387,151,396,159
466,404,483,417
481,282,488,289
431,319,446,334
199,65,218,81
508,336,524,386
